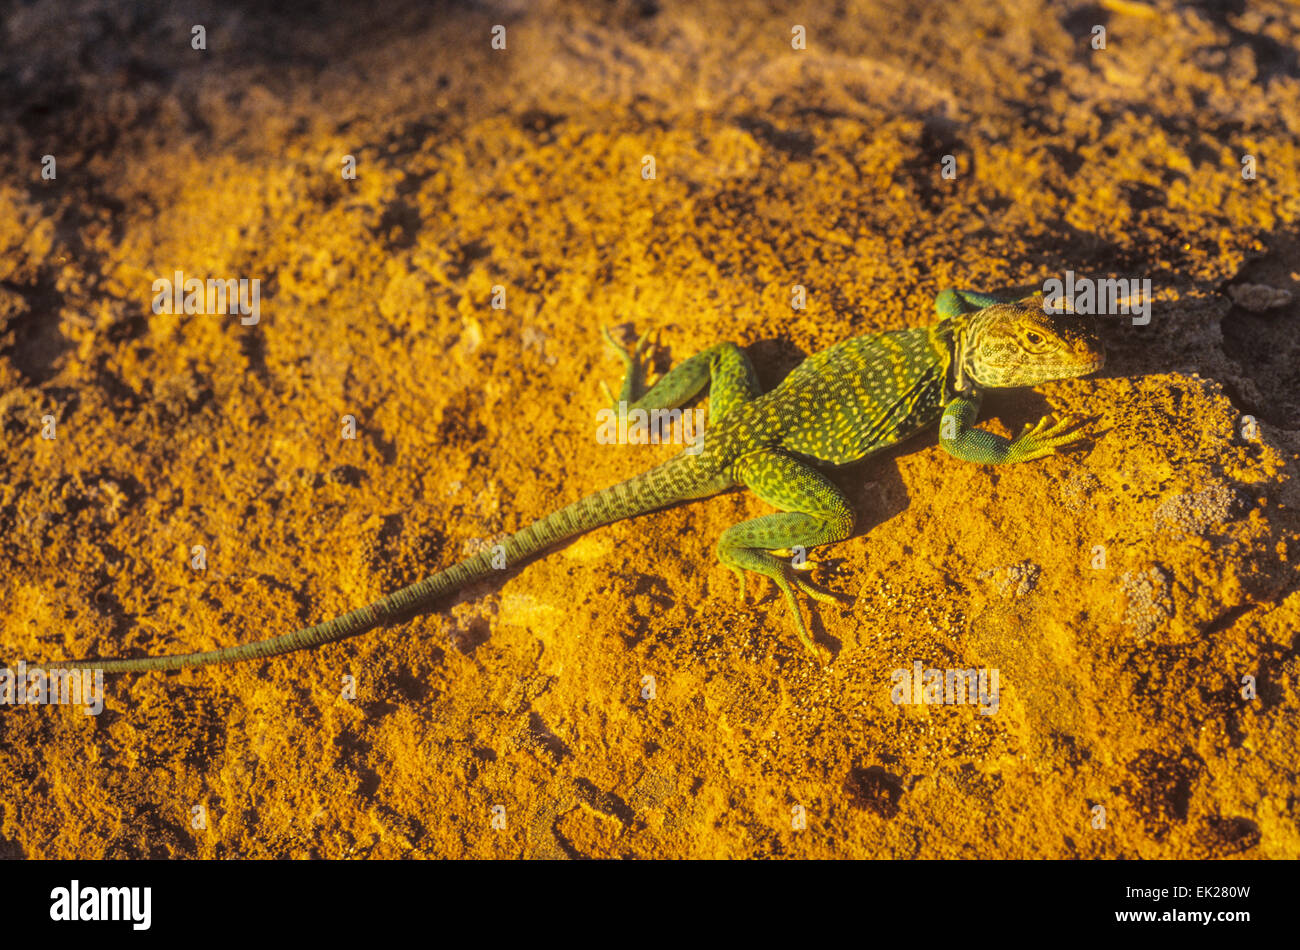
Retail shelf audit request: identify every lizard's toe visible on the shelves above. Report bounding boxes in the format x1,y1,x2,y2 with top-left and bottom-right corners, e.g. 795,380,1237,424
730,566,748,603
792,575,845,605
601,324,656,406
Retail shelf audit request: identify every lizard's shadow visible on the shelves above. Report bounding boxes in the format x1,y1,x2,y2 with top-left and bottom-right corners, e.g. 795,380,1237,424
809,388,1072,655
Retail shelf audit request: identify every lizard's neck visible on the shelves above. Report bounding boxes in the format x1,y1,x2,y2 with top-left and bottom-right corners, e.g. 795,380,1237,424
928,314,981,401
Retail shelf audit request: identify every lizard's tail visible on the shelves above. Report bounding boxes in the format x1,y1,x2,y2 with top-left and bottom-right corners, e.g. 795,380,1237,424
44,451,717,673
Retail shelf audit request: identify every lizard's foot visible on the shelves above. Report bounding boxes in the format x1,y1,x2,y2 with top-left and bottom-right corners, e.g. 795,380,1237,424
726,555,838,663
732,557,839,608
790,573,846,606
1007,414,1090,462
600,325,656,407
769,547,824,572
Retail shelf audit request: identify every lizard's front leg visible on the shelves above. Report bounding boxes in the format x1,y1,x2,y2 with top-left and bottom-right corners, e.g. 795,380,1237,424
939,394,1087,464
717,450,854,661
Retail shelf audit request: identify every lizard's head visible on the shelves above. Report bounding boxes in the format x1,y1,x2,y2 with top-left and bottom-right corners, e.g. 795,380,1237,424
962,297,1104,389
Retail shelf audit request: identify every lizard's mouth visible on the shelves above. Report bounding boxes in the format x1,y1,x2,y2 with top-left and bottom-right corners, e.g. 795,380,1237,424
1062,357,1105,378
1032,353,1104,380
1064,343,1106,376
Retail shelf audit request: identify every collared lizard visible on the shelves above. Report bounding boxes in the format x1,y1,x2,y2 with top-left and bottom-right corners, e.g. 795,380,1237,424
46,288,1104,671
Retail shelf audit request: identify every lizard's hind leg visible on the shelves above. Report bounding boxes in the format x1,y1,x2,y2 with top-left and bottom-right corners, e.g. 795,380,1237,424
601,328,760,423
718,450,854,661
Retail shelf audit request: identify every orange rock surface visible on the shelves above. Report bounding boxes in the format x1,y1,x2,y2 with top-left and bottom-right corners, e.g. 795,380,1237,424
1,0,1298,858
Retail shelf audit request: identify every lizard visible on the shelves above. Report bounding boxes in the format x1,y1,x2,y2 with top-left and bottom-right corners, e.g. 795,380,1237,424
44,288,1104,672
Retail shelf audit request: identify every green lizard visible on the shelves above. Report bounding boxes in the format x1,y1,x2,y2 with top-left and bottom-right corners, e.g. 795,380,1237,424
47,288,1103,672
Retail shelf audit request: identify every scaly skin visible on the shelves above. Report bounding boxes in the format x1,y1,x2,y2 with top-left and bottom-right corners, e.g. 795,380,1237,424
43,289,1103,671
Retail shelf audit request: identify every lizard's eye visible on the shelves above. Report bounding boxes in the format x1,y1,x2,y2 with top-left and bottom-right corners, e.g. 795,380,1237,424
1025,331,1043,345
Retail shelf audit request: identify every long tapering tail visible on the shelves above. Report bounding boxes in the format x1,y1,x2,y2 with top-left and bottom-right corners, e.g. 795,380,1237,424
44,452,718,673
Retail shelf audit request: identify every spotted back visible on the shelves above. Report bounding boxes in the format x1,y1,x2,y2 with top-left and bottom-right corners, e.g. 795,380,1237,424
764,328,947,466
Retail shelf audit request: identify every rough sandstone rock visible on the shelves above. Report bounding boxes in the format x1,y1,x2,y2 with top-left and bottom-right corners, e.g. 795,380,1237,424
0,0,1297,858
